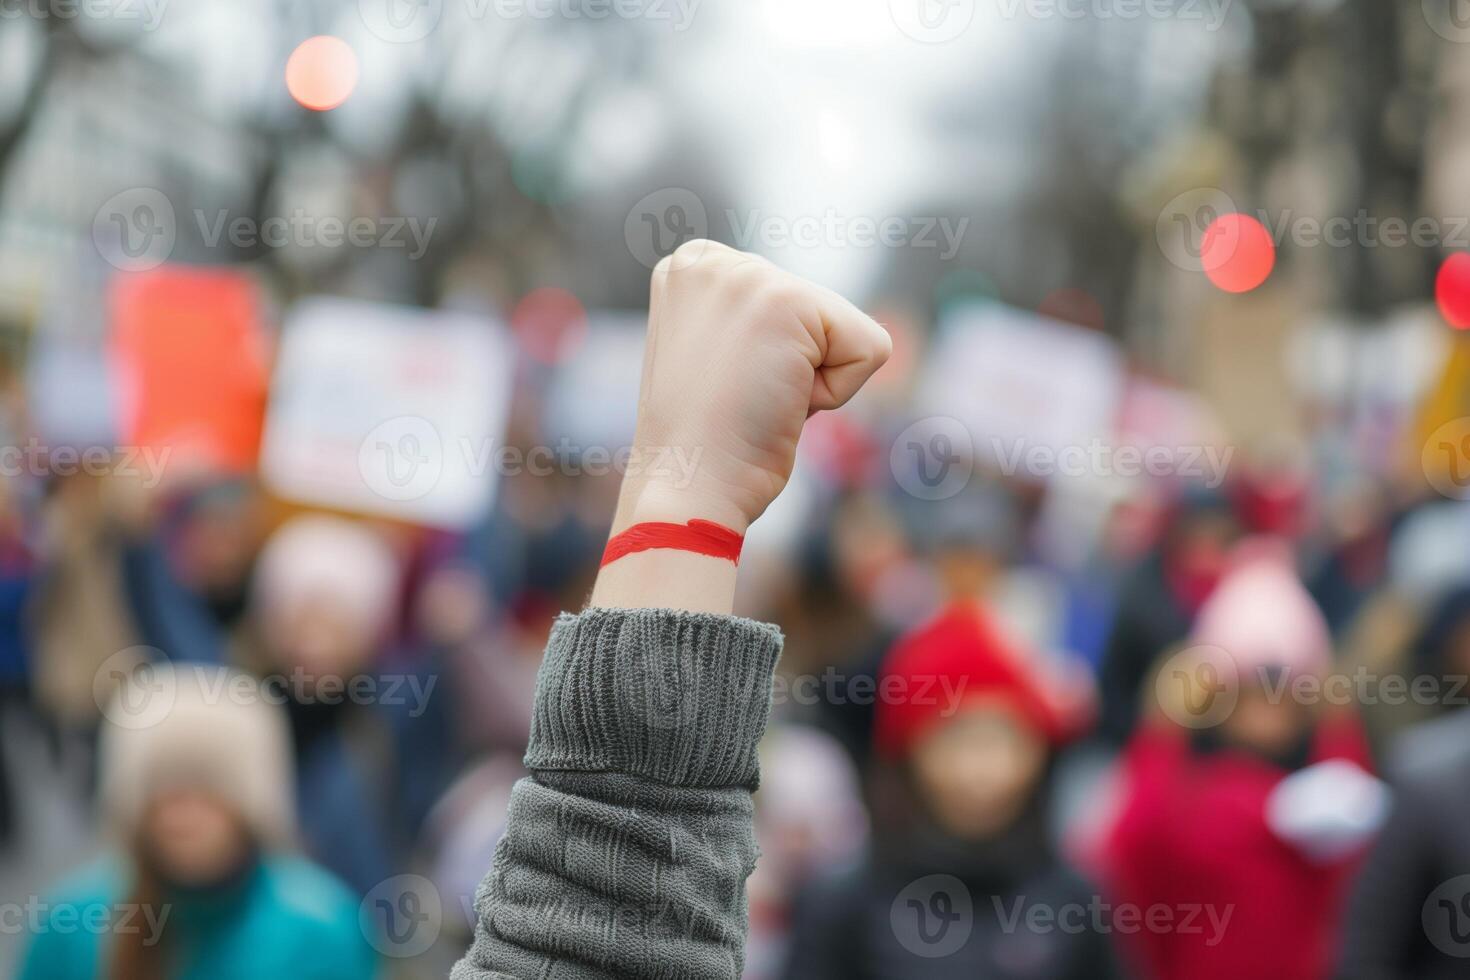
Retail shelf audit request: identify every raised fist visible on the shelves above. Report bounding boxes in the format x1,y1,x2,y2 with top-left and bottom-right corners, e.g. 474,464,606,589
621,240,892,533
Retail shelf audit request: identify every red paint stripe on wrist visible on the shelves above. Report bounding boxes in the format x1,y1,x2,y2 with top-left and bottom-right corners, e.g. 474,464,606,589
600,519,744,567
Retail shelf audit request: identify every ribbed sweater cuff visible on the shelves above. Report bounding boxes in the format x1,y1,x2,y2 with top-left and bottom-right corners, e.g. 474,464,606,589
523,607,783,791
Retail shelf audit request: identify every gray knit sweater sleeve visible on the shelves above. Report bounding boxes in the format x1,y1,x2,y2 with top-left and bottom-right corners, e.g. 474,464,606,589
451,607,783,979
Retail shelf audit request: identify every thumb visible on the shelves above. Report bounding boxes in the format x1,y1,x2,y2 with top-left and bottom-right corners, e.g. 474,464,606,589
808,290,893,413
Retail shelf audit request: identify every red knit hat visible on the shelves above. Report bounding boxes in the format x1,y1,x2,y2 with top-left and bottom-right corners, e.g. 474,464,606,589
874,602,1083,758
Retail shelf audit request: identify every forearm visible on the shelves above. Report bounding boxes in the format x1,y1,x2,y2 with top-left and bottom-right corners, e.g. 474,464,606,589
452,607,781,979
455,240,884,978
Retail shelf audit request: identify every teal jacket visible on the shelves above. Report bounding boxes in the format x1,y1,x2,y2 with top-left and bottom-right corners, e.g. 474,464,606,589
18,855,378,980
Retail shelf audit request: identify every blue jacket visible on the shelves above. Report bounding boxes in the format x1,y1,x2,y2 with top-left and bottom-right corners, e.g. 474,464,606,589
18,855,378,980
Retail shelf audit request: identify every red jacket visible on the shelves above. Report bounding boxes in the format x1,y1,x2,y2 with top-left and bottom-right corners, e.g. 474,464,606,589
1101,716,1372,980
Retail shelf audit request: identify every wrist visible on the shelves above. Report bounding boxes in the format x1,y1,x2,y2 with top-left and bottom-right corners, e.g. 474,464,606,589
619,478,753,537
593,481,747,616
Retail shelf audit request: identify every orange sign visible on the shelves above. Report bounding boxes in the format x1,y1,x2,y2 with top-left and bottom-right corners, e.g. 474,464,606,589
109,266,270,475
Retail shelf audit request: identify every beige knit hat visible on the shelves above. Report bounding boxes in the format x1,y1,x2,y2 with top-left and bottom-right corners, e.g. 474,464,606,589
98,662,297,849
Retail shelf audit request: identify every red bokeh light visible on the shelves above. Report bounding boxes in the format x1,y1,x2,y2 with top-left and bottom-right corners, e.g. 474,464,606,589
285,36,359,112
1200,213,1275,293
511,288,589,365
1435,253,1470,330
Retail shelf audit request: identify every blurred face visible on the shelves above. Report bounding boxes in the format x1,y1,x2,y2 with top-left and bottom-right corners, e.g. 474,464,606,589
141,791,252,888
1171,512,1237,578
177,503,259,597
935,548,1002,600
1443,619,1470,678
1220,683,1311,760
270,595,373,685
909,704,1047,840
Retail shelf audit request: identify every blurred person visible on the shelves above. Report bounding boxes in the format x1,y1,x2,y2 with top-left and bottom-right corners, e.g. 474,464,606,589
17,664,375,980
1333,501,1470,752
0,474,34,848
241,515,448,896
781,599,1115,979
409,546,537,757
1304,479,1397,637
453,241,890,976
1360,584,1470,746
29,472,143,758
1097,485,1240,743
1337,658,1470,979
1102,539,1384,980
121,478,265,665
745,725,867,979
1231,454,1312,540
778,490,909,767
916,481,1021,605
1334,590,1470,980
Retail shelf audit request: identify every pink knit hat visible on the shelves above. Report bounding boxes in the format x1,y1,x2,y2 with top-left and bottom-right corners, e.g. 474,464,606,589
1187,536,1332,676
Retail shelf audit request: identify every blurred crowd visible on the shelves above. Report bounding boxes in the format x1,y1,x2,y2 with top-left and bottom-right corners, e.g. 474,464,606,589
0,293,1469,979
4,0,1470,976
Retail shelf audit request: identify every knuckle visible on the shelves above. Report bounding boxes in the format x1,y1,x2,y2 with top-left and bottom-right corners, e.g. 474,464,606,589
872,322,895,361
672,238,710,264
